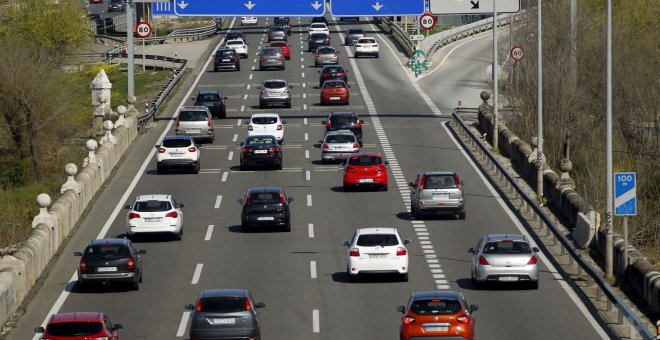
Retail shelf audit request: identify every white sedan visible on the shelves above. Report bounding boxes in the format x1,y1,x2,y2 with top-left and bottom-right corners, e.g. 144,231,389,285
240,16,257,25
125,194,185,240
354,37,379,58
225,39,248,58
342,227,411,282
308,22,329,35
247,113,286,144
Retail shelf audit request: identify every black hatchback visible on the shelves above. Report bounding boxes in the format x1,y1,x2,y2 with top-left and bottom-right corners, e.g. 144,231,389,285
308,32,330,52
322,111,364,145
239,187,293,232
239,135,282,170
213,48,240,72
318,65,348,88
193,90,228,118
74,238,146,291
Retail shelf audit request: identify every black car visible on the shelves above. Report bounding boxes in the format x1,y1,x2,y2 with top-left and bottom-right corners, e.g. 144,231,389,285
239,135,283,170
185,289,265,340
193,90,227,118
74,238,146,291
318,65,348,88
225,31,246,42
268,26,288,42
344,28,365,45
107,0,125,12
339,16,359,22
213,48,240,72
273,17,291,35
308,32,330,52
322,111,364,145
311,16,327,24
239,187,293,232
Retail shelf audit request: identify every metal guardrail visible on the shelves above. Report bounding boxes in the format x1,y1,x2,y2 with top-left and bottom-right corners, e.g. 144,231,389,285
92,18,221,43
449,108,654,339
380,17,415,55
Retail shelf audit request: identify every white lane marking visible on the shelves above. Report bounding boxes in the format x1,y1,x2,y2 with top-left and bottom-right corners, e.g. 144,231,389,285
301,64,305,69
306,170,311,180
301,72,305,78
214,195,222,209
305,150,310,159
308,223,314,238
246,84,251,90
303,103,308,110
249,73,253,80
307,194,312,206
251,65,255,70
240,105,245,112
312,309,320,333
302,82,306,88
221,171,228,182
303,93,307,99
301,57,304,62
205,225,214,241
232,134,238,142
304,132,309,140
191,263,203,284
176,311,191,337
228,151,234,160
237,119,242,126
304,118,308,125
243,94,248,100
310,261,317,279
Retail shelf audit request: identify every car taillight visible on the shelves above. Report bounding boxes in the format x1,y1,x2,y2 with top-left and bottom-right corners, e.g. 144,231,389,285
356,121,362,128
248,125,253,131
478,255,489,265
207,117,211,126
242,147,252,153
333,53,338,58
352,143,359,148
403,316,416,324
176,116,180,127
259,57,264,62
244,195,251,205
158,147,166,153
337,72,345,76
79,259,87,273
269,146,280,153
165,211,178,218
527,255,538,265
419,176,426,189
128,212,140,219
456,315,470,324
245,297,252,310
371,44,377,48
196,299,203,312
213,57,219,63
277,125,283,130
346,166,356,172
325,121,332,129
278,192,286,204
234,56,240,62
188,147,197,152
349,248,359,257
284,89,289,93
127,257,135,271
396,247,407,256
454,174,462,189
376,166,386,172
322,73,330,77
322,143,329,149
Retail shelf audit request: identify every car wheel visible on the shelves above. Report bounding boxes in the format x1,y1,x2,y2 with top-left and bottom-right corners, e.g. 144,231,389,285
241,223,249,233
381,184,388,191
413,208,422,220
375,53,379,58
156,167,163,175
459,211,467,219
281,65,285,70
131,279,139,291
214,67,218,72
77,280,88,293
530,281,539,290
209,134,215,143
192,162,200,174
175,229,182,241
355,53,359,58
347,270,356,283
276,163,283,170
284,221,291,232
345,100,350,105
286,101,292,108
343,184,351,192
259,102,265,109
240,164,247,171
139,271,143,283
400,273,409,282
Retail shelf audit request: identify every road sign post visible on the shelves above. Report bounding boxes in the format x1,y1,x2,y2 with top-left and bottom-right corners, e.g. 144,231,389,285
135,21,152,72
174,0,324,16
614,172,637,270
419,13,436,31
331,0,424,16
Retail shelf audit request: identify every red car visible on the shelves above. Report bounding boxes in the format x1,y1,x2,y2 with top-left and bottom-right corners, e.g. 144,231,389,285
320,80,350,105
268,41,291,60
343,152,388,191
397,291,479,340
35,312,123,340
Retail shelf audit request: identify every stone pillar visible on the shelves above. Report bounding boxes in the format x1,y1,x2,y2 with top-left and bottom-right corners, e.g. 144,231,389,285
61,163,82,195
556,135,576,189
99,120,117,145
115,105,128,129
32,194,57,229
83,139,99,168
91,69,112,112
126,95,139,116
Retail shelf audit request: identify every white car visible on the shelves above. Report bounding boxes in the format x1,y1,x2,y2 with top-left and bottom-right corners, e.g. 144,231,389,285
354,37,379,58
225,39,248,58
247,113,286,143
240,16,257,25
308,22,329,35
125,194,185,240
342,227,411,282
155,135,201,174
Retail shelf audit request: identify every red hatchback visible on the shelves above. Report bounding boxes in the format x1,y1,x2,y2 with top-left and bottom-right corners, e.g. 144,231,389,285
35,312,123,340
320,80,350,105
268,41,291,60
343,153,389,191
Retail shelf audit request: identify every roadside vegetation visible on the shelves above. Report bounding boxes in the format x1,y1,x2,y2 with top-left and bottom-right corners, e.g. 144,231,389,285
502,1,659,265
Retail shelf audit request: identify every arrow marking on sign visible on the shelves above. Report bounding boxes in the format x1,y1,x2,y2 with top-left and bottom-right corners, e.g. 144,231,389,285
311,0,322,10
372,2,383,11
470,0,479,9
244,1,255,10
177,0,188,9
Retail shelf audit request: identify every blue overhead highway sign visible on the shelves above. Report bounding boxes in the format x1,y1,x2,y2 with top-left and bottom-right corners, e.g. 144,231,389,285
152,1,175,16
330,0,425,16
614,172,637,216
174,0,325,17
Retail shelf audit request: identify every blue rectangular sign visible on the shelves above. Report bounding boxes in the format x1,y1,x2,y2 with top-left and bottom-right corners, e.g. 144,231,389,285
174,0,325,17
331,0,425,16
614,172,637,216
152,1,175,16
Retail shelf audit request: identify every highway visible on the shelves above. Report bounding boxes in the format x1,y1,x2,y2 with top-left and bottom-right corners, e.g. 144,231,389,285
9,17,611,340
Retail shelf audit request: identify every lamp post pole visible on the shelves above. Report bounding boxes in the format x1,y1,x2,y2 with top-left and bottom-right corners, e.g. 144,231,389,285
492,0,499,151
126,0,135,98
605,0,613,278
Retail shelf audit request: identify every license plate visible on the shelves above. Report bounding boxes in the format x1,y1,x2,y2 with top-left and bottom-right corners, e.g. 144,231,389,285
330,96,340,100
499,276,519,281
359,178,373,183
186,128,200,133
257,216,274,221
424,326,448,332
210,318,235,325
144,217,162,222
254,150,268,154
169,152,184,157
96,267,117,272
222,58,230,62
369,254,388,259
432,193,450,199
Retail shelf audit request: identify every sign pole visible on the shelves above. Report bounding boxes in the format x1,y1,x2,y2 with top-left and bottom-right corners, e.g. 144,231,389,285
536,0,544,206
142,39,146,72
605,0,613,278
493,0,499,151
623,216,628,269
127,0,135,98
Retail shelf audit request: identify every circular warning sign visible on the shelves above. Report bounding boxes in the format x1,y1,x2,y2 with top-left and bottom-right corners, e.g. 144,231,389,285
135,21,152,39
419,14,436,31
509,45,524,61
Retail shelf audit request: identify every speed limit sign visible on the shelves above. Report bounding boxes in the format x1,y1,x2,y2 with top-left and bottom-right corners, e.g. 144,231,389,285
509,45,524,61
419,14,436,31
135,21,152,39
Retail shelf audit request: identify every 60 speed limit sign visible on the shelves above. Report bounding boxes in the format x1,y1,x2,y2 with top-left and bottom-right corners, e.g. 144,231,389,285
509,45,524,61
135,21,152,39
419,14,436,31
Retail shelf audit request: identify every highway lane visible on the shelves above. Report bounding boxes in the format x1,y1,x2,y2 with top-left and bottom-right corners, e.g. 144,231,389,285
9,16,609,340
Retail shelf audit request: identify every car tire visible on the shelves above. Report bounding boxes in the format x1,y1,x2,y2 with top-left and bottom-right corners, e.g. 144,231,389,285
236,65,241,72
281,65,285,70
530,281,539,290
259,102,265,109
400,273,409,282
131,279,139,291
139,271,143,283
286,101,292,108
375,53,379,58
458,211,467,219
175,229,182,241
355,52,359,58
284,221,291,232
345,100,350,105
382,184,388,191
413,208,422,220
276,163,283,170
347,270,356,283
192,162,200,174
156,166,163,175
240,164,247,171
343,184,351,192
77,280,88,293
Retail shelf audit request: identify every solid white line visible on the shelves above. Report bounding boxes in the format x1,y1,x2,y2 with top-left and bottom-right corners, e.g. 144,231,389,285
191,263,203,284
237,119,242,126
306,170,311,180
214,195,222,209
176,311,191,337
221,171,228,182
228,151,234,160
205,225,214,241
307,194,312,206
310,261,317,279
312,309,320,333
308,223,314,238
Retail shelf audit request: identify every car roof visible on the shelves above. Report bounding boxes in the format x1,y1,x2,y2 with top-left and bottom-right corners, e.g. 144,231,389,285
483,234,527,242
318,46,336,51
199,289,248,298
88,238,128,247
180,106,209,111
356,227,398,235
197,90,221,95
247,187,284,193
325,130,355,136
250,113,280,118
49,312,104,323
358,36,376,40
349,152,382,158
421,171,456,176
262,79,288,83
411,291,462,301
135,194,171,202
322,65,345,70
226,39,244,43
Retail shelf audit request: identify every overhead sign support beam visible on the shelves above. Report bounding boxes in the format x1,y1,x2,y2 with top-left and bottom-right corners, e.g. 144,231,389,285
174,0,325,16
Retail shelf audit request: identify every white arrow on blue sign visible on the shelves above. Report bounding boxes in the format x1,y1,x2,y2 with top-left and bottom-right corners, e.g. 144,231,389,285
614,172,637,216
174,0,325,16
330,0,425,16
152,1,175,16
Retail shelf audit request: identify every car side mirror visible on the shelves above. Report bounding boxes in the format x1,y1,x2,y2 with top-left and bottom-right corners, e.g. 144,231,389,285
179,203,185,208
403,239,411,245
238,142,245,147
34,327,45,333
408,182,415,187
256,52,260,56
289,85,294,89
470,304,479,312
341,240,350,247
113,324,124,331
138,250,147,255
318,140,323,143
287,197,294,203
396,305,405,313
184,304,195,310
238,198,244,204
461,181,465,186
255,302,266,309
467,248,475,254
124,204,131,209
532,247,540,252
384,160,389,165
346,70,349,73
74,252,83,257
154,144,160,149
190,96,195,101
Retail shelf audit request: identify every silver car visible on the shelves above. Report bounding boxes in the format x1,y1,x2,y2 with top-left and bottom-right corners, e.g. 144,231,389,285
259,79,292,109
320,130,359,163
409,171,465,220
258,47,285,71
314,46,339,67
175,106,214,143
468,234,540,289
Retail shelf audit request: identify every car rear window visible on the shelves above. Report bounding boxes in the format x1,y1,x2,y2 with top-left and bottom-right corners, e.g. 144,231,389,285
84,245,129,259
197,94,221,102
270,42,286,47
134,200,172,212
199,297,247,313
226,41,243,46
162,139,192,148
423,175,457,189
179,111,208,121
262,48,281,56
310,23,326,28
356,234,398,247
348,29,364,35
359,38,376,44
410,299,462,315
348,155,381,165
323,81,347,89
330,115,356,125
252,116,278,124
47,322,103,336
263,81,286,89
246,136,276,145
249,192,280,204
323,66,343,73
216,50,236,58
483,241,532,254
326,134,355,143
317,47,335,54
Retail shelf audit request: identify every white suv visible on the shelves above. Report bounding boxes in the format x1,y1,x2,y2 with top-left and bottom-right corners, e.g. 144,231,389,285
247,113,286,144
354,37,379,58
125,194,185,240
155,135,201,174
342,227,411,282
308,22,329,34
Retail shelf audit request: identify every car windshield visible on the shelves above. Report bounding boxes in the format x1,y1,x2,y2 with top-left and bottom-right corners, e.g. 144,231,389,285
197,94,221,102
246,136,276,145
359,38,376,44
226,41,243,46
410,299,462,315
330,115,356,125
84,245,129,259
356,234,398,247
262,48,281,56
134,200,172,212
483,241,533,254
46,322,103,336
249,192,281,204
200,297,247,313
348,156,381,166
326,134,355,143
423,175,457,189
263,81,286,89
324,82,347,89
252,116,278,124
162,139,192,148
179,111,208,121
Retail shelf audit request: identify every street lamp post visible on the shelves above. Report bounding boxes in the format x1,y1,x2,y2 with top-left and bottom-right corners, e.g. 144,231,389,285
536,0,544,205
605,0,613,278
126,0,135,98
492,0,499,151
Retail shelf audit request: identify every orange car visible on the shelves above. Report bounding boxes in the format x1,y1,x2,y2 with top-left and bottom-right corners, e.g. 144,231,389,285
320,80,350,105
397,291,479,340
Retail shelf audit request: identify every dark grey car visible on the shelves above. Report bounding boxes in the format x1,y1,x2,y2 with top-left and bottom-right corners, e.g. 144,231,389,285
185,289,265,340
308,32,330,52
344,28,365,45
74,238,146,291
258,47,285,71
267,27,287,42
239,187,293,232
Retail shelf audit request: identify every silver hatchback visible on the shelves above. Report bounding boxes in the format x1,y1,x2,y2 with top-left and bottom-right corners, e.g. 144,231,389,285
468,234,540,289
175,106,214,143
258,47,285,70
409,171,465,220
315,46,339,67
320,130,359,163
259,79,292,109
